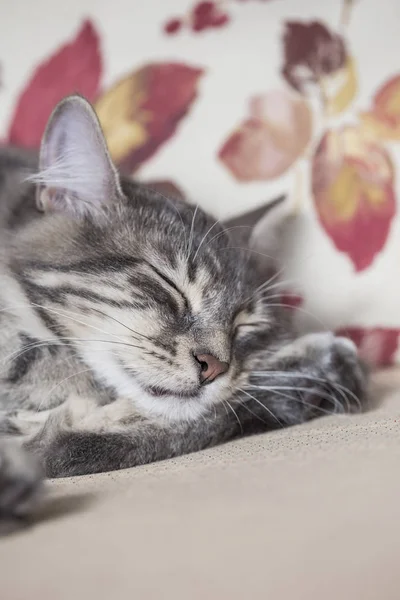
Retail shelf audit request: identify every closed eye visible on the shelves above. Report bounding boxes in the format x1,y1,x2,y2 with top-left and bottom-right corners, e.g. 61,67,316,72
149,265,189,310
233,308,255,329
233,308,270,334
234,323,260,334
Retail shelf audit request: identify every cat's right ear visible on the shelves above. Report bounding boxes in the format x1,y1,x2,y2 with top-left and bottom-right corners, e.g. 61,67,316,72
31,94,124,219
248,195,293,257
224,195,292,259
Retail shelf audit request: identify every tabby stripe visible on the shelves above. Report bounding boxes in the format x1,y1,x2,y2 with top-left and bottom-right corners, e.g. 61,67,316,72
128,275,180,316
0,418,21,435
6,334,41,383
31,284,145,310
23,255,141,274
15,276,71,339
149,265,189,310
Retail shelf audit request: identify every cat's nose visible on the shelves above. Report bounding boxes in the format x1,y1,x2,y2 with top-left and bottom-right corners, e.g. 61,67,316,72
195,353,229,384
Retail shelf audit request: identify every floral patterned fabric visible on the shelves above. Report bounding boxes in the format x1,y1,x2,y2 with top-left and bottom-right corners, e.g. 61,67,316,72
1,0,400,366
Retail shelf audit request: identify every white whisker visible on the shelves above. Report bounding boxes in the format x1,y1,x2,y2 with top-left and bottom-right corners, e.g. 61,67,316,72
231,394,269,426
36,367,93,412
192,219,222,262
237,387,283,427
250,371,360,413
246,384,346,414
261,303,329,330
223,399,243,434
0,337,146,369
202,225,252,252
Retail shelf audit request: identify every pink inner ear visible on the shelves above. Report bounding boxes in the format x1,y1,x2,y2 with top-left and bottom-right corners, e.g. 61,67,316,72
36,186,64,214
31,95,122,218
35,187,46,212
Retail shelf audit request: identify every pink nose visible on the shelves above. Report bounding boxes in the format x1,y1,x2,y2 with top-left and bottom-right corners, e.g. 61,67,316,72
195,353,229,384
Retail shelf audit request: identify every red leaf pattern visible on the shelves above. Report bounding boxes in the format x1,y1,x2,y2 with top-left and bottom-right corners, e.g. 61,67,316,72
312,127,396,272
7,20,102,148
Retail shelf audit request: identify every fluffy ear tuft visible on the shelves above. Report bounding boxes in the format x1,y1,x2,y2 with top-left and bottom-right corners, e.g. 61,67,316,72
29,94,123,218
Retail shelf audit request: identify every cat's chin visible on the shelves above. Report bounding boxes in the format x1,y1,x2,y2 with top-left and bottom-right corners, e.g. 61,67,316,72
120,376,223,423
133,387,208,422
133,377,230,423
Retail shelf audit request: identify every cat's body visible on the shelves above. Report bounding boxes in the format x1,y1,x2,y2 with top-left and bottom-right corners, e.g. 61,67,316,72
0,96,367,521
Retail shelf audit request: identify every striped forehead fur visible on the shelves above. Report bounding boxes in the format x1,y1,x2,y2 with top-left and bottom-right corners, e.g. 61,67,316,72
3,96,276,424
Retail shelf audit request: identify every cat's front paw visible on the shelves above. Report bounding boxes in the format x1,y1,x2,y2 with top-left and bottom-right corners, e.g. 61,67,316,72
295,332,368,413
0,441,43,528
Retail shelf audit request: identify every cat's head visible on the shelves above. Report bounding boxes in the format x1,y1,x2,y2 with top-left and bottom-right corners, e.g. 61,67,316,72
17,95,285,422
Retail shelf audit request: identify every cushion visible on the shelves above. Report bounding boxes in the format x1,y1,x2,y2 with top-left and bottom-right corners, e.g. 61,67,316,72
1,369,400,599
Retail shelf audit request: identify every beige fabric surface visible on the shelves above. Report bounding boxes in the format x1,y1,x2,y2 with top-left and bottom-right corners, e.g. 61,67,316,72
1,370,400,600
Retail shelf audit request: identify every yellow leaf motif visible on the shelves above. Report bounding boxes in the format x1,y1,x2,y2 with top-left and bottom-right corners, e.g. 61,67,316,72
328,163,359,221
360,74,400,141
95,77,148,164
93,63,204,173
324,56,358,116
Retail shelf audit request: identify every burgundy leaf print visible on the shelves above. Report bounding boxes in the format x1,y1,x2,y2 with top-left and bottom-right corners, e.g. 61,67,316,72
164,0,276,36
8,20,102,148
95,63,204,173
192,2,230,31
164,19,183,35
164,1,230,35
281,21,347,94
336,327,400,367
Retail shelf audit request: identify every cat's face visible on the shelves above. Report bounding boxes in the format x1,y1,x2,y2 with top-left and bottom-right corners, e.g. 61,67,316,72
20,95,276,422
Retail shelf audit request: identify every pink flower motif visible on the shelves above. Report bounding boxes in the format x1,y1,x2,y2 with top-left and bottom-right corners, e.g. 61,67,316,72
219,89,312,181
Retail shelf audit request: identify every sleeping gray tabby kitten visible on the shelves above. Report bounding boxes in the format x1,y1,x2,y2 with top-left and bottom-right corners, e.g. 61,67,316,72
0,95,367,520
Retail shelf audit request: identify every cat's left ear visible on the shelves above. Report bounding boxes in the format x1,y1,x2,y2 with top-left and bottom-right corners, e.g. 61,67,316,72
32,94,123,218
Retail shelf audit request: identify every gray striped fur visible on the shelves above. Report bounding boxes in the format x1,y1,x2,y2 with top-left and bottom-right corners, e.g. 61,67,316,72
0,96,367,521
